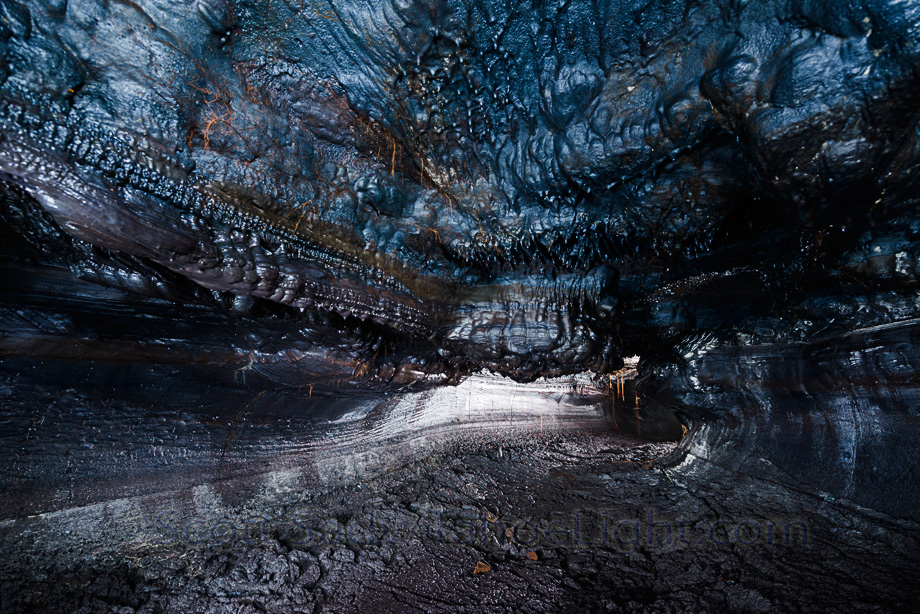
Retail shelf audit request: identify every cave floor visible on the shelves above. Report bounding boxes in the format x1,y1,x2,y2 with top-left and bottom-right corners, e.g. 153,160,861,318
2,429,918,614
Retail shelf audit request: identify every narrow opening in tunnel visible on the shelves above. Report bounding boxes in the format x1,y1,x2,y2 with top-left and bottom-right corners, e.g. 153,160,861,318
603,356,684,443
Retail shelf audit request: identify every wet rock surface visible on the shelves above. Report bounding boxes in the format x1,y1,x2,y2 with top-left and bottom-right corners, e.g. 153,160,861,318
1,0,920,611
1,0,919,378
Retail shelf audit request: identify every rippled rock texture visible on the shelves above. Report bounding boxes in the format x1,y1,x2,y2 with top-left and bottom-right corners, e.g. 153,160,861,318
2,0,920,611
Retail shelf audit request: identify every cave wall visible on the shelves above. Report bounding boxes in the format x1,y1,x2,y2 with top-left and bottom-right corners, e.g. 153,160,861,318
1,0,920,530
650,319,920,521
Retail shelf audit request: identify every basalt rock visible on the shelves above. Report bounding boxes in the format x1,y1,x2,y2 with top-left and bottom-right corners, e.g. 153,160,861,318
1,0,920,612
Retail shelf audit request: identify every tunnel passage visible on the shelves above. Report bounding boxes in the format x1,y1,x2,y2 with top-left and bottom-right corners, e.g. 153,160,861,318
2,0,920,611
0,243,680,520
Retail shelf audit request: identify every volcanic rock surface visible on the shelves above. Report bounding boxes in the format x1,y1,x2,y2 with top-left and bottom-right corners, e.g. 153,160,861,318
1,0,920,611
